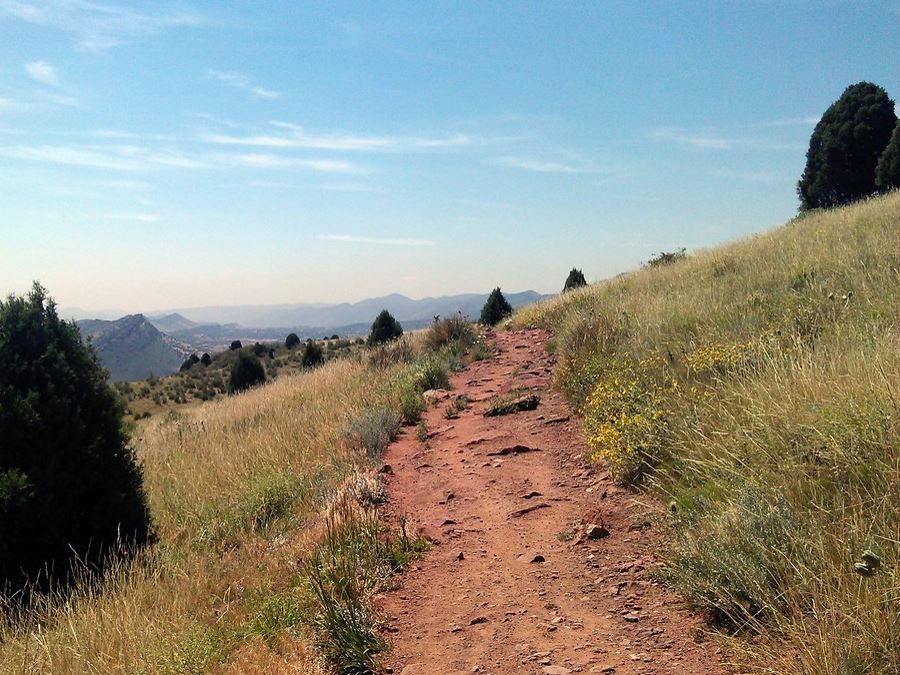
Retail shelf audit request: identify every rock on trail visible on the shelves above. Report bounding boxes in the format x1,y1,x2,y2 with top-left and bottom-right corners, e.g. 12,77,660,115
378,329,727,674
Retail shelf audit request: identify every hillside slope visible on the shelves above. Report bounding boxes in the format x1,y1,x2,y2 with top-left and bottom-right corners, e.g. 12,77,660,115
77,314,194,381
511,193,899,673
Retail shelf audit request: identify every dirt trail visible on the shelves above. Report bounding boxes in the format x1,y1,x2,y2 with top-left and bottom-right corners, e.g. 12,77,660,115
377,329,726,675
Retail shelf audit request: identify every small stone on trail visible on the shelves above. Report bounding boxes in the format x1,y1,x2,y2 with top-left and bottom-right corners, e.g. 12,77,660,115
544,415,571,425
378,463,392,474
516,550,545,563
486,444,542,456
585,523,610,540
469,616,488,625
509,502,551,518
400,665,428,675
520,490,543,499
455,550,465,561
542,666,572,675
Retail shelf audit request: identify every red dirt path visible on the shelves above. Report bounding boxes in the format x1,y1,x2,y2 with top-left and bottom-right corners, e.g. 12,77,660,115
376,329,727,674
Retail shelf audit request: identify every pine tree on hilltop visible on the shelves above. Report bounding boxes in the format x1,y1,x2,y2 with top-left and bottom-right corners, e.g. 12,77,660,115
285,332,301,349
875,121,900,192
368,310,403,345
480,287,513,325
0,283,152,593
563,268,587,292
798,82,897,210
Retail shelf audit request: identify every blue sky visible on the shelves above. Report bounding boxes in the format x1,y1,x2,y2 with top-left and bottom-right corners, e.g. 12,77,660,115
1,1,898,312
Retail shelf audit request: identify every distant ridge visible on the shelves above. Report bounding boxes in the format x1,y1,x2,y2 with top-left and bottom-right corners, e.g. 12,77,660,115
150,290,551,329
148,312,198,333
76,314,194,382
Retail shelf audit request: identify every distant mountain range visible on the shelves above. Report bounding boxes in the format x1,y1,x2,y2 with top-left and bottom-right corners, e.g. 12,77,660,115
72,290,552,379
144,290,551,350
147,290,550,330
76,314,194,382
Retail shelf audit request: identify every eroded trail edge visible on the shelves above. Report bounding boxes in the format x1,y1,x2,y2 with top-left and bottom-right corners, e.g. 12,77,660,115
378,329,725,675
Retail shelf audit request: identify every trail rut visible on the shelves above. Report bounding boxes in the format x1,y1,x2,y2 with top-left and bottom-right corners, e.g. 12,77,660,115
377,329,726,674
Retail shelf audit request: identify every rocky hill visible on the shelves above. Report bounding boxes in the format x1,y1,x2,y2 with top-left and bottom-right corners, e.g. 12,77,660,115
76,314,194,381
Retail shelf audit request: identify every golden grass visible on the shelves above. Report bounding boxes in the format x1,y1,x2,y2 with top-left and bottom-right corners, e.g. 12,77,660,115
511,192,900,673
0,357,407,673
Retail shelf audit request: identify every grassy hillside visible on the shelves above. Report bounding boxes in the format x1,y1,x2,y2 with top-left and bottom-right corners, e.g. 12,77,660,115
0,322,480,673
511,192,899,673
116,337,362,418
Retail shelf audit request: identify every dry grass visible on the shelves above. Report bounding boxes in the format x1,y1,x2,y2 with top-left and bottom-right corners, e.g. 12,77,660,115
511,192,900,673
0,354,424,673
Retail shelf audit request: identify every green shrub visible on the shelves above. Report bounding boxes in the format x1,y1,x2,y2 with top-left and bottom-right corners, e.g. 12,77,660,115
666,486,806,627
343,407,401,458
411,355,450,392
424,315,474,351
228,352,266,393
646,248,687,268
285,332,301,349
302,341,325,368
368,310,403,346
200,352,212,366
479,287,512,325
229,340,242,351
239,471,305,532
0,283,152,593
397,383,426,424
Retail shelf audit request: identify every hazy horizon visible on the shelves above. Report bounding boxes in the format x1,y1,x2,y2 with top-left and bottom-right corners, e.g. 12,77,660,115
60,287,549,319
2,2,898,311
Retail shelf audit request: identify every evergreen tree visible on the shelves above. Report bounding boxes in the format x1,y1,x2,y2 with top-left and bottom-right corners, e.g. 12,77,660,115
200,352,212,366
368,310,403,345
301,341,325,368
229,340,243,351
285,332,301,349
480,287,513,325
562,268,587,292
798,82,896,210
875,121,900,192
229,351,266,393
0,284,152,593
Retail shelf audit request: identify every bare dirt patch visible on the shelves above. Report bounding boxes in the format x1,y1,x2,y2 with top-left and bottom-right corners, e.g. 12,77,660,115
378,329,727,674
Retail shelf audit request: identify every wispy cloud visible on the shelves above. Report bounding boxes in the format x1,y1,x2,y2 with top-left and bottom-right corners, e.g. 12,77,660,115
203,121,472,152
713,168,784,183
650,127,799,151
318,234,435,246
223,153,362,173
0,97,23,111
24,60,56,85
108,212,160,223
206,69,281,100
0,143,206,171
252,86,280,100
35,90,78,106
650,127,733,150
493,156,584,173
755,116,820,128
0,1,203,51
